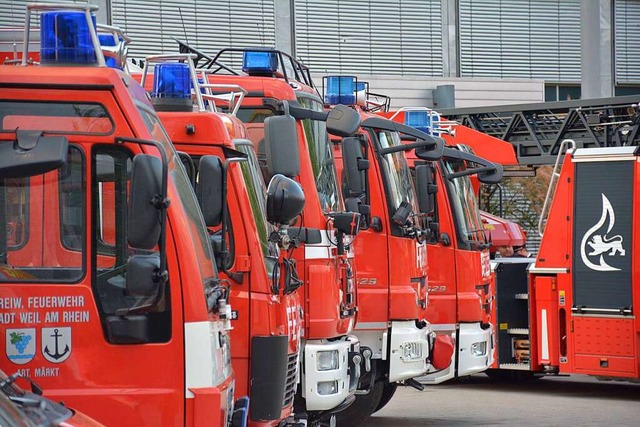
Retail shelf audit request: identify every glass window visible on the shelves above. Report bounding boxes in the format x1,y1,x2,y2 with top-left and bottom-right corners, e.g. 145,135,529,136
442,158,485,244
3,178,28,249
235,141,279,277
137,105,217,285
297,96,341,213
0,146,85,283
0,101,113,135
376,131,419,223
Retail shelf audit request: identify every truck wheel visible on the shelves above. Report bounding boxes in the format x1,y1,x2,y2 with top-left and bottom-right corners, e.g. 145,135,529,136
335,380,384,427
373,382,398,413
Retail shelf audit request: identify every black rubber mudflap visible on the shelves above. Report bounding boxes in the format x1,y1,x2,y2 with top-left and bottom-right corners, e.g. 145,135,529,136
249,335,289,421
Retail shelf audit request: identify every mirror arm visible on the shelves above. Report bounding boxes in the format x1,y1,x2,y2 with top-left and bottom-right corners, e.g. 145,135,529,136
378,140,434,156
447,165,495,180
263,98,330,122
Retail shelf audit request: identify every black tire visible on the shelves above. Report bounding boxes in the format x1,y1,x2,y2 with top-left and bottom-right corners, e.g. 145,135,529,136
373,382,398,414
335,380,384,427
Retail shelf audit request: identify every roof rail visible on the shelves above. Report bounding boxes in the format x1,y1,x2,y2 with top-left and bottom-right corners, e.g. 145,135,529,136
174,38,319,96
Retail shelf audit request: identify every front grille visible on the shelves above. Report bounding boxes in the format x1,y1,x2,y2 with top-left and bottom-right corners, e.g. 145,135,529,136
282,352,298,408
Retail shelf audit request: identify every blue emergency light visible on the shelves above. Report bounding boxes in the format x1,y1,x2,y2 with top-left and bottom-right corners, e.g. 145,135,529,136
40,11,97,65
325,76,356,105
356,82,366,92
152,63,191,99
405,110,441,136
242,51,278,75
98,34,118,68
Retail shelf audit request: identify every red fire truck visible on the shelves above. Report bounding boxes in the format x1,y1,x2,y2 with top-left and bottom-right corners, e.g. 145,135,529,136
372,104,502,384
442,96,640,380
176,42,365,424
140,53,306,426
0,4,246,425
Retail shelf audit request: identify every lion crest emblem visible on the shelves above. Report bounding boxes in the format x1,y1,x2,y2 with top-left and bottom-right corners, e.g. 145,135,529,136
580,194,626,272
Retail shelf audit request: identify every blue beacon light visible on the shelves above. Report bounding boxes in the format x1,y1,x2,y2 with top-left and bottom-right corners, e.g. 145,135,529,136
98,33,118,68
404,111,441,136
242,51,278,75
153,63,191,99
40,11,98,65
325,76,356,105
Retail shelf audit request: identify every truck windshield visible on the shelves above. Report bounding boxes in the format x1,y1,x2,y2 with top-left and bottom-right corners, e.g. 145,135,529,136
442,158,485,244
376,130,420,227
296,96,342,214
235,141,279,277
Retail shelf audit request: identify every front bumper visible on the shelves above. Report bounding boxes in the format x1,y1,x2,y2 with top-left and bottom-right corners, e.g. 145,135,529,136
302,335,360,411
386,320,430,383
457,322,493,377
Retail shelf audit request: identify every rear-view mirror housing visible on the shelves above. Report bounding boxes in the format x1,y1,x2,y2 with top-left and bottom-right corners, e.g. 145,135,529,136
264,115,300,177
326,105,361,137
128,154,162,250
197,155,224,227
0,131,68,179
266,174,305,225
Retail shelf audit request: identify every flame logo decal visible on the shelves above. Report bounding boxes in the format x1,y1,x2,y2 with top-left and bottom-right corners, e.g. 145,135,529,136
580,194,626,272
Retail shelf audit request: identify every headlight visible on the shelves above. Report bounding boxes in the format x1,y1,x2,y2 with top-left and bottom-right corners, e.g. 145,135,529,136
470,341,487,356
402,341,424,361
317,350,339,371
317,380,339,395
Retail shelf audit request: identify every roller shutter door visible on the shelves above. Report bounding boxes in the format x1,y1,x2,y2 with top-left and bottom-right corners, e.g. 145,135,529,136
615,0,640,84
459,0,581,82
294,0,443,76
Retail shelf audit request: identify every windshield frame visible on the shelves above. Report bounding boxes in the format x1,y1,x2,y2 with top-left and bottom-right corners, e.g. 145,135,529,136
368,128,421,237
136,102,218,286
234,140,279,279
295,92,343,215
440,157,487,251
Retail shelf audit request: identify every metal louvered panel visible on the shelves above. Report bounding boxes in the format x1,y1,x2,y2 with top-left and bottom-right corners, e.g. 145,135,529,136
111,0,275,65
615,0,640,84
295,0,443,76
459,0,581,82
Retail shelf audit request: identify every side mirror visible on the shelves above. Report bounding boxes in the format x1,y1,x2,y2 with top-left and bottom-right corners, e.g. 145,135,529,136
266,174,305,225
478,163,504,184
332,212,361,236
326,105,361,137
342,137,368,196
264,115,300,177
415,165,437,214
0,131,68,178
126,254,161,297
197,156,224,227
128,154,162,249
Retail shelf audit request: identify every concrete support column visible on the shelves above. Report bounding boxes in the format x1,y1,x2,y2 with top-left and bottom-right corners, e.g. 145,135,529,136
581,0,614,99
275,0,295,56
441,0,458,78
92,0,111,25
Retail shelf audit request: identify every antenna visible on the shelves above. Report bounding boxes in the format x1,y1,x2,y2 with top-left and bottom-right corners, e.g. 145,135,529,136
179,7,189,45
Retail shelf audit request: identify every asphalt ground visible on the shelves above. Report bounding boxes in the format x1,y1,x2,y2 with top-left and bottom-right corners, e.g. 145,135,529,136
369,374,640,426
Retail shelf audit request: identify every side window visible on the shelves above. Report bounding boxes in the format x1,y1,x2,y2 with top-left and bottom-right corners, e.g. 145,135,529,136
3,178,28,250
0,146,85,283
92,147,171,344
60,148,85,251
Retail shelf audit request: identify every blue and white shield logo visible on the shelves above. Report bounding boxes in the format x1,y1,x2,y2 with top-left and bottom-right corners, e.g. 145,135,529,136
6,328,36,365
